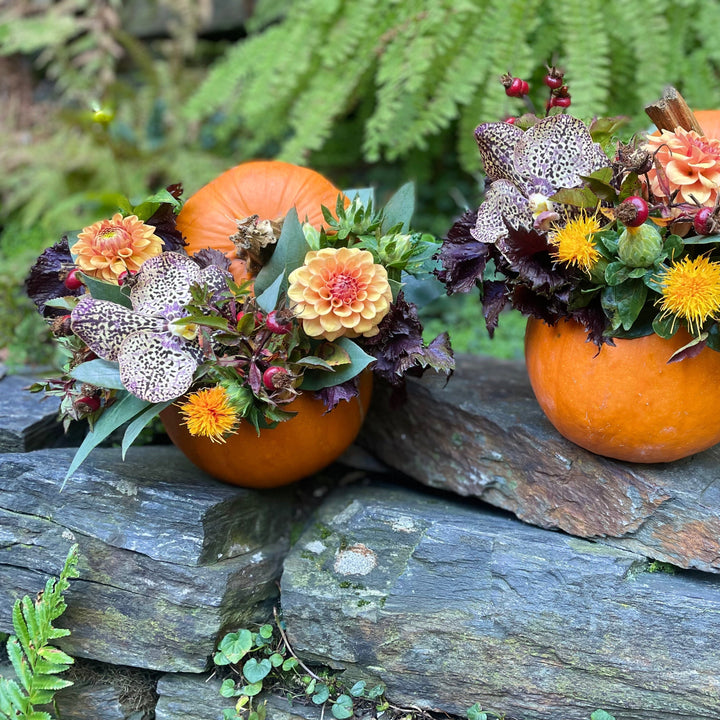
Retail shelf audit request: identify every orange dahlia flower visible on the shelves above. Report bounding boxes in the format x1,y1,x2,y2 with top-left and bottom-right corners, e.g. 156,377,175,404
73,213,163,283
644,128,720,207
287,247,392,342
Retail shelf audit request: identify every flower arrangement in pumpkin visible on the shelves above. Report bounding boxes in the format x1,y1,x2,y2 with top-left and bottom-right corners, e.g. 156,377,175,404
437,69,720,360
27,164,453,479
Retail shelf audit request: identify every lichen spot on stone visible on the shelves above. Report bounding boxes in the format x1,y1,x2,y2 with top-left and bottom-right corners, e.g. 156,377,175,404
304,540,326,555
334,543,377,576
391,516,417,533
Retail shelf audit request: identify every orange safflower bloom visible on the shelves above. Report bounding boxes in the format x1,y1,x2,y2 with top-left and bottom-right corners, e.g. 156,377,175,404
178,386,238,442
73,213,163,283
287,247,392,342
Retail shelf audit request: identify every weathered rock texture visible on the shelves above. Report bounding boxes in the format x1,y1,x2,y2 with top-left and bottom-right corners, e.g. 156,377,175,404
0,373,64,452
0,446,294,672
360,354,720,573
155,673,322,720
282,483,720,720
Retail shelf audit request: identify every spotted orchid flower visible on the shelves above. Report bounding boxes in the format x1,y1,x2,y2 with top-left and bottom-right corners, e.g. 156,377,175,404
472,114,610,246
71,252,229,403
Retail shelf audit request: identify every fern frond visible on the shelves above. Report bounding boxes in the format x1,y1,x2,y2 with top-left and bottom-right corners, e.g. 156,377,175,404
554,0,610,116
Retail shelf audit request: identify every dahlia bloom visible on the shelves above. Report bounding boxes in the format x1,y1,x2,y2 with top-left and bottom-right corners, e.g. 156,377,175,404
644,128,720,207
73,213,163,283
287,247,392,342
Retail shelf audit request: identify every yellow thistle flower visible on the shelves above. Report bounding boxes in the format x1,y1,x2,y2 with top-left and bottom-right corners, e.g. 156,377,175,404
656,255,720,334
178,386,238,443
549,211,602,274
73,213,163,283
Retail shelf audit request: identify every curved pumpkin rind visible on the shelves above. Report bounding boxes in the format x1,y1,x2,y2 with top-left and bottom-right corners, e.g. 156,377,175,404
524,317,720,463
176,160,347,283
694,109,720,139
160,372,372,488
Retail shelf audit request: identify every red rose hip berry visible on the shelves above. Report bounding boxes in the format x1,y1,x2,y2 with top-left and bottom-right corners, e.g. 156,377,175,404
64,269,83,290
262,366,287,390
618,196,649,227
694,206,714,235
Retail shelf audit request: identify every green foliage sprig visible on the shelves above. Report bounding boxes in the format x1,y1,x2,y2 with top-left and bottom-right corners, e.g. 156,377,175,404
0,545,79,720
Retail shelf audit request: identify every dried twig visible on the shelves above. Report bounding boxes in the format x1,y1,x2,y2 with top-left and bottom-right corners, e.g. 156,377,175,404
272,607,322,681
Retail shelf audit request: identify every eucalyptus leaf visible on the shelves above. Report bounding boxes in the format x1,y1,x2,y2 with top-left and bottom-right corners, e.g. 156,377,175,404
381,182,414,233
256,271,284,314
300,337,374,390
79,273,132,308
342,187,374,207
64,392,152,484
121,400,173,459
69,359,124,390
254,208,309,297
44,297,76,311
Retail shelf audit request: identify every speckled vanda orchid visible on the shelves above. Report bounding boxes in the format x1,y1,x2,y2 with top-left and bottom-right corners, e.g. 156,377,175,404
71,252,229,403
472,114,610,246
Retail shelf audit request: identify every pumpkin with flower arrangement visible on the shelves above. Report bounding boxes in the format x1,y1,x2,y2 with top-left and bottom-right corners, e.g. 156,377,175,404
26,162,453,485
436,70,720,463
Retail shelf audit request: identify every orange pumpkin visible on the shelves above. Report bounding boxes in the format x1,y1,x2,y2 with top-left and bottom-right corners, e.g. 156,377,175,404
694,109,720,139
161,372,372,488
524,317,720,463
176,160,346,283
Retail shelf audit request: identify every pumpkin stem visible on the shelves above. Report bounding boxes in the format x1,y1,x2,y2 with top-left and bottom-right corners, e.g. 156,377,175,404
645,86,704,134
230,214,284,276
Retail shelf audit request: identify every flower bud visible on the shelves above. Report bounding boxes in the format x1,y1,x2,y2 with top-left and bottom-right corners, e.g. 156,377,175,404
617,223,663,267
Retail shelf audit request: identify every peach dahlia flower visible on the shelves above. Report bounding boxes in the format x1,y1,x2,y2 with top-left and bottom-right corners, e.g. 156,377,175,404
287,247,392,342
73,213,163,283
644,128,720,207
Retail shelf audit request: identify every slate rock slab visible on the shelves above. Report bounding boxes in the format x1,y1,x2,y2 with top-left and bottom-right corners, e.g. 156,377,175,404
360,353,720,573
155,673,323,720
0,374,65,452
0,445,294,672
281,482,720,720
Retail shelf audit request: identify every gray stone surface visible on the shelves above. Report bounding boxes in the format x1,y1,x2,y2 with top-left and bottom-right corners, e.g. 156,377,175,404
0,374,65,452
281,483,720,720
360,353,720,573
0,445,294,672
155,673,323,720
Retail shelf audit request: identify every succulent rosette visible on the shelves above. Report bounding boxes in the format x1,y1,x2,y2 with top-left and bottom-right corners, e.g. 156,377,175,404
437,79,720,357
26,177,453,479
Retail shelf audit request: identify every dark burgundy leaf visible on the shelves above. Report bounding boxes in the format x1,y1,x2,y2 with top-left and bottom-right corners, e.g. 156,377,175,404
24,236,82,317
315,377,360,413
435,209,490,294
362,293,454,386
146,186,186,253
481,280,508,337
192,247,232,272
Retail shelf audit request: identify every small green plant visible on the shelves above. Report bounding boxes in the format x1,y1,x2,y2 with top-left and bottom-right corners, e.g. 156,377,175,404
214,613,386,720
466,702,504,719
0,544,79,720
590,711,617,720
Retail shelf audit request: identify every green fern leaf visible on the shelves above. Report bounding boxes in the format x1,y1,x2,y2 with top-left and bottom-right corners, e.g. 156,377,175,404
10,602,31,658
6,638,31,693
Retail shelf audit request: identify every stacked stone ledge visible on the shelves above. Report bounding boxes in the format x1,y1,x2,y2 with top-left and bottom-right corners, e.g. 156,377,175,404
1,362,719,719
